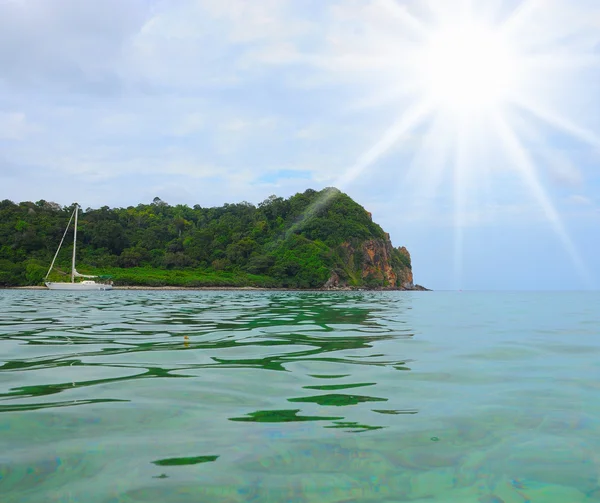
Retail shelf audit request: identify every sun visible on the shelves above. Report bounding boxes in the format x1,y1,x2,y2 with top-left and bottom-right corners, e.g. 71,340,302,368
417,19,520,114
324,0,600,287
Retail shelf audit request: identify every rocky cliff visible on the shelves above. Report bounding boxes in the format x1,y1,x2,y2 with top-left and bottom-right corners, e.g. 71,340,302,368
324,235,417,290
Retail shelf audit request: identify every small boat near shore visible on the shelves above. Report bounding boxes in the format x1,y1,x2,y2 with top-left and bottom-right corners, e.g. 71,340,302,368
45,279,113,291
45,204,113,291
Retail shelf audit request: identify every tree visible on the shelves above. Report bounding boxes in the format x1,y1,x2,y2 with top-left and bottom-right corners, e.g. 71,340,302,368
0,188,413,289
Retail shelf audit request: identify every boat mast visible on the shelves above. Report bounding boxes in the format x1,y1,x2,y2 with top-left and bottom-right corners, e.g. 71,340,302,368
44,206,76,281
71,204,78,283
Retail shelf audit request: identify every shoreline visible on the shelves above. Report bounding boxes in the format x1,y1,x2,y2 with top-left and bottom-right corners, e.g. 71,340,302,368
4,285,429,292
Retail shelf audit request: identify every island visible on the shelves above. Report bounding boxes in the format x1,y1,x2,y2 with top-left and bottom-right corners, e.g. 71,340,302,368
0,188,427,290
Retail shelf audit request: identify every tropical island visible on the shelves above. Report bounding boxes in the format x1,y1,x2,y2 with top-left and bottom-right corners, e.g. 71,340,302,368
0,187,426,290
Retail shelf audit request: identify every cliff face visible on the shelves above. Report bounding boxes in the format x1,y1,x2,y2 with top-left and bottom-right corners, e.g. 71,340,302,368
396,246,414,289
324,235,415,290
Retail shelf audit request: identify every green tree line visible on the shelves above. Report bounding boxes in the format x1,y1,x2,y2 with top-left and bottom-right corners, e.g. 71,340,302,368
0,188,411,288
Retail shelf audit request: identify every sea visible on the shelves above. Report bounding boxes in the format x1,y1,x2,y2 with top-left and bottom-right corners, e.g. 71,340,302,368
1,290,599,502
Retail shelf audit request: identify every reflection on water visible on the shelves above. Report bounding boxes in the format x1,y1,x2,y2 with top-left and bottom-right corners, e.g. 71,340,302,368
152,455,219,466
1,290,600,502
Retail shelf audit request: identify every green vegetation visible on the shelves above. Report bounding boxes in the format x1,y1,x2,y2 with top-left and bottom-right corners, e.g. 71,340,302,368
0,188,412,288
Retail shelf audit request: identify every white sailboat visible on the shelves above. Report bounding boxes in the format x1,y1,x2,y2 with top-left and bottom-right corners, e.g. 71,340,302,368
45,204,113,291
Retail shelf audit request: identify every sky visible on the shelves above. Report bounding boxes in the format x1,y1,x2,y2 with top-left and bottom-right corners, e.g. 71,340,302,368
1,0,599,291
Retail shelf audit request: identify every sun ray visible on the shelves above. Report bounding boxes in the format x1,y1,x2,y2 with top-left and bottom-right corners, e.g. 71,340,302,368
521,53,600,71
337,99,435,188
492,113,591,286
476,0,508,23
502,0,600,60
453,117,469,290
376,0,427,38
513,98,600,151
423,0,467,24
397,111,456,227
508,106,584,187
283,100,436,241
296,0,598,288
404,111,453,202
501,0,546,37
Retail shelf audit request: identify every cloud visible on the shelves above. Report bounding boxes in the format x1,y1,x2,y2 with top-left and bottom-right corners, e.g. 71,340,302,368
220,117,278,132
566,194,593,206
543,150,584,188
0,0,598,228
0,112,41,140
121,0,316,91
0,0,148,93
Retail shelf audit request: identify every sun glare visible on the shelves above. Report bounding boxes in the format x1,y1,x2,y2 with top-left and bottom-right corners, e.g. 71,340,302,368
329,0,600,287
418,20,519,113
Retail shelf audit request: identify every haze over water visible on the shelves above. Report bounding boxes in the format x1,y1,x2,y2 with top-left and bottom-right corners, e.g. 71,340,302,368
1,290,600,502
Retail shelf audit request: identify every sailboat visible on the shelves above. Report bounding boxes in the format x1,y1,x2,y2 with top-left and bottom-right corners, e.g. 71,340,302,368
45,204,113,291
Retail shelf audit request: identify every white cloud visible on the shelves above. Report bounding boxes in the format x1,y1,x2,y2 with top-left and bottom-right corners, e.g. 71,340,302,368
542,150,584,188
171,113,205,137
0,0,147,91
121,0,315,90
0,112,40,140
566,194,593,205
220,116,278,132
0,0,598,228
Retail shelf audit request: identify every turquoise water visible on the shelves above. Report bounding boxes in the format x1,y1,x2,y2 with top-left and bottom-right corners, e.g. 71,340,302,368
1,290,599,502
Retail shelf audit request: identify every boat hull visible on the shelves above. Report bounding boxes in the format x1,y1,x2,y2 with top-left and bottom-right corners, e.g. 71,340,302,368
45,281,113,291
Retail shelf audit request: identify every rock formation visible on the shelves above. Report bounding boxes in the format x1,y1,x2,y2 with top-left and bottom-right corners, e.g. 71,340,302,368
324,236,420,290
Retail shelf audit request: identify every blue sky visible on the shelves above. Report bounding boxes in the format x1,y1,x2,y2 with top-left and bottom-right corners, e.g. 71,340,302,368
1,0,599,290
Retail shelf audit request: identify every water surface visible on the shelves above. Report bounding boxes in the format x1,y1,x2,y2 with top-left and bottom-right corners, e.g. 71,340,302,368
1,290,599,502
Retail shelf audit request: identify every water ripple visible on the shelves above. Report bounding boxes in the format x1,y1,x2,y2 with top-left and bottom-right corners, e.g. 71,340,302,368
1,290,600,502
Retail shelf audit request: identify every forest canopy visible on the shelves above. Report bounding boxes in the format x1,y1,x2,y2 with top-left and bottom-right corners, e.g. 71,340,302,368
0,188,412,288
